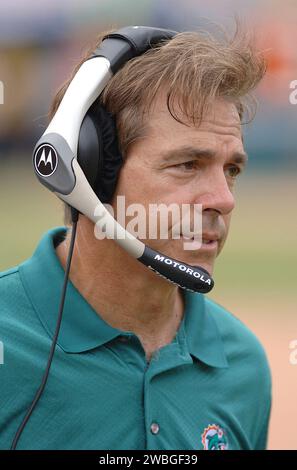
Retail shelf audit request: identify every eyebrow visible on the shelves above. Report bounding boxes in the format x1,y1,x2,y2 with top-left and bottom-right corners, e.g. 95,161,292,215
160,145,248,167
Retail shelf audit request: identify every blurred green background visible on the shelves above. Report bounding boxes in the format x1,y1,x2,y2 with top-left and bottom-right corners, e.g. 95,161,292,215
0,0,296,450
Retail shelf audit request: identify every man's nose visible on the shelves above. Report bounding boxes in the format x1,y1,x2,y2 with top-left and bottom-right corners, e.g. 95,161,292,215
198,169,235,215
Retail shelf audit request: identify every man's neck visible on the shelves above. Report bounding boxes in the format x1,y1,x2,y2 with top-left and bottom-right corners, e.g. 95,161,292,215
55,219,185,361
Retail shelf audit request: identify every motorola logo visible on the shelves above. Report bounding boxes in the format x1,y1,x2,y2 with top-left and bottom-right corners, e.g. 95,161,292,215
34,144,58,177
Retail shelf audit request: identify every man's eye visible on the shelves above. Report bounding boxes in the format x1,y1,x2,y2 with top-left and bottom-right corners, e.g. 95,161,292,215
226,165,242,178
172,160,197,171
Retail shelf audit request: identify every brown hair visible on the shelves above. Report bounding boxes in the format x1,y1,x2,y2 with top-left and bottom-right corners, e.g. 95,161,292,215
48,21,266,225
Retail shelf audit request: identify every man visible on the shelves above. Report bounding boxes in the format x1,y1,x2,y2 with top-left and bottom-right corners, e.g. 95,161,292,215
0,25,271,450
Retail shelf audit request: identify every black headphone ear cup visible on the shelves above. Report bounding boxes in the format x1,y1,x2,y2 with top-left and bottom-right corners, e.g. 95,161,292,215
77,102,124,204
77,105,102,193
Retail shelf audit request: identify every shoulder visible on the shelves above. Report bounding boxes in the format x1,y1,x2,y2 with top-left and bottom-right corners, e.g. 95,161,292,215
0,265,19,280
205,296,270,361
0,264,50,448
204,297,272,449
205,296,271,387
0,262,48,361
0,265,25,311
0,264,31,312
0,264,33,348
0,261,51,387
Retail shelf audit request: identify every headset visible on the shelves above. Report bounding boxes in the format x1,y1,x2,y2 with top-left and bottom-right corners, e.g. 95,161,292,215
11,26,215,449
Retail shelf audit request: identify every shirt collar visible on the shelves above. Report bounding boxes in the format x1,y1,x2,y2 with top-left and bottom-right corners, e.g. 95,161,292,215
19,226,228,368
183,289,229,368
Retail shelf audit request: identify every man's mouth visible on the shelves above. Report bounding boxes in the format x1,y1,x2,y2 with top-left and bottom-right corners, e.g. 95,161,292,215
181,233,220,242
180,233,220,250
202,239,215,244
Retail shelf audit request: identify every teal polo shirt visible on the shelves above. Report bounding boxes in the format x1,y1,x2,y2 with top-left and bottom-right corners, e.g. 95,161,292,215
0,226,271,450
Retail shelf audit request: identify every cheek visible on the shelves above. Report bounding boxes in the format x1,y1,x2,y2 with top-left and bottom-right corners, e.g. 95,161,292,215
111,163,198,234
110,166,158,236
111,166,145,210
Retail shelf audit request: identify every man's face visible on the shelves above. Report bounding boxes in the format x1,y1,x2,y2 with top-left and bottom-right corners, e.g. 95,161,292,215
111,94,247,276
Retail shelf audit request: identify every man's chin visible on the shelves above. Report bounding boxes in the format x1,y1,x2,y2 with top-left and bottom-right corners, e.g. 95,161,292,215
177,252,214,276
191,261,213,276
179,249,215,276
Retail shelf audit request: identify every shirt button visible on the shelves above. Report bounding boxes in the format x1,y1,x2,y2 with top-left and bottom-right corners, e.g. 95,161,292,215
150,422,160,435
